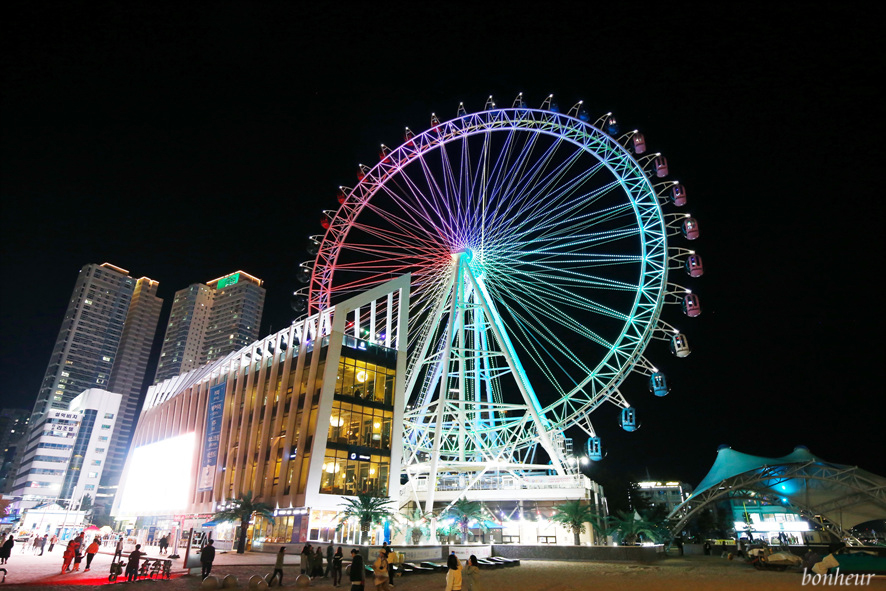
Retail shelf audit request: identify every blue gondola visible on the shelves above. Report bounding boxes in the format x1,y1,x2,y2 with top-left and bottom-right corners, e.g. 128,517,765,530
586,437,604,461
620,407,639,432
649,372,669,397
605,116,619,135
578,107,590,122
549,101,560,113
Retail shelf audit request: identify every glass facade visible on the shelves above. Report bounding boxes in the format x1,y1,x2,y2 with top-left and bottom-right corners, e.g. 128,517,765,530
320,345,396,497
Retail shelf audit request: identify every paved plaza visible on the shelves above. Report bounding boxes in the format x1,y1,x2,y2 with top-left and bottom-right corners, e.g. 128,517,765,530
2,545,883,590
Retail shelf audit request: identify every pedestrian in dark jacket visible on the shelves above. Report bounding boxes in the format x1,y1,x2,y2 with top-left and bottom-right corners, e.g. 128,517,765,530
70,535,83,571
325,542,334,577
300,543,312,574
0,535,13,564
200,539,216,579
126,544,144,581
349,548,365,591
312,546,324,578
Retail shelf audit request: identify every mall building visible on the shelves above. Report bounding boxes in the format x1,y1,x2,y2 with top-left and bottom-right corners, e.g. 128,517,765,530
112,276,408,550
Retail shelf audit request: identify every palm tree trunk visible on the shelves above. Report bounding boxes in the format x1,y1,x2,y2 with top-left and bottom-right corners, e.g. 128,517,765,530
238,517,249,554
573,528,581,546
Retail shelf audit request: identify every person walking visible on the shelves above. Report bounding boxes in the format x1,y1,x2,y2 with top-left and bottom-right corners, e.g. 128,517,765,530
384,543,395,586
85,537,100,571
300,543,312,574
125,544,144,582
62,539,77,573
113,536,124,562
464,555,482,591
445,553,462,591
200,539,216,579
348,548,365,591
270,546,285,587
332,546,343,587
48,534,58,553
312,546,324,578
373,548,392,591
158,535,169,555
70,534,84,571
0,535,13,564
325,542,334,578
36,535,47,556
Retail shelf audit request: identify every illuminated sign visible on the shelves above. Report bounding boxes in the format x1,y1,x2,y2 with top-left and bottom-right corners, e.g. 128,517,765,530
198,383,226,491
734,520,809,532
216,273,240,289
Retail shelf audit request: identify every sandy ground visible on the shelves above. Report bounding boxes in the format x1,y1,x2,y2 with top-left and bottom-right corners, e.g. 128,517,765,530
1,548,884,590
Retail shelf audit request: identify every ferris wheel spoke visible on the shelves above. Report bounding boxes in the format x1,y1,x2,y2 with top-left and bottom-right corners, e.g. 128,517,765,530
366,185,458,248
482,137,580,240
494,287,616,353
492,277,631,323
490,141,594,234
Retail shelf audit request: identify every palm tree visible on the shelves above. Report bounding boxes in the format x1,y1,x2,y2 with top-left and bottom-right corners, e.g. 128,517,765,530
550,499,606,545
606,510,659,545
401,507,431,545
336,493,395,544
212,491,275,554
443,498,486,543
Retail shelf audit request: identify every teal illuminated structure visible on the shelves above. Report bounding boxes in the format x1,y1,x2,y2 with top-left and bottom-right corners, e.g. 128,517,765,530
302,94,705,513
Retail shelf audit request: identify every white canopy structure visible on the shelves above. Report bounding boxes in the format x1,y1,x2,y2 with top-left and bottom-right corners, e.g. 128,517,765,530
668,446,886,544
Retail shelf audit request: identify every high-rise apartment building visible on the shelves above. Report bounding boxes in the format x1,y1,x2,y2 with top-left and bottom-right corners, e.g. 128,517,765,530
154,271,265,383
103,277,163,487
17,263,162,503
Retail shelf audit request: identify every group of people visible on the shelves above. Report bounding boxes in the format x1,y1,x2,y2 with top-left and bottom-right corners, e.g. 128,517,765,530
0,533,60,562
60,532,101,573
444,554,483,591
298,542,345,582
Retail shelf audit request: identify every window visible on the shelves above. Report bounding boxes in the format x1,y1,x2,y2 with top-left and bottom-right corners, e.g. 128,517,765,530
91,460,101,466
104,413,114,419
95,448,105,454
101,424,111,430
88,472,98,478
84,484,95,490
98,436,108,442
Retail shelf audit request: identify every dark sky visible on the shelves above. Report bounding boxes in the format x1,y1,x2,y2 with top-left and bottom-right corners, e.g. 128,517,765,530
2,3,883,499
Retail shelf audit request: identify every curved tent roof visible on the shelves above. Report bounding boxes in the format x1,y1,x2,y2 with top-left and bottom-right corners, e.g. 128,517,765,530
673,446,886,536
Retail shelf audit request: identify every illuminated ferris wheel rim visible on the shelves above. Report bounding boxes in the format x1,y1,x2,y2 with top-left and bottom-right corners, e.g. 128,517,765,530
308,105,671,431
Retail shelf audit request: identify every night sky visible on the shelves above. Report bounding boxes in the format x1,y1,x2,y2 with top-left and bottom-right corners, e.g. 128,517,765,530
2,3,882,504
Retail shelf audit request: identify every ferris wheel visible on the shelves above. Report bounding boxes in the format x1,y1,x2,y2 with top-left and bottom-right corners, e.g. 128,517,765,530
298,93,703,502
